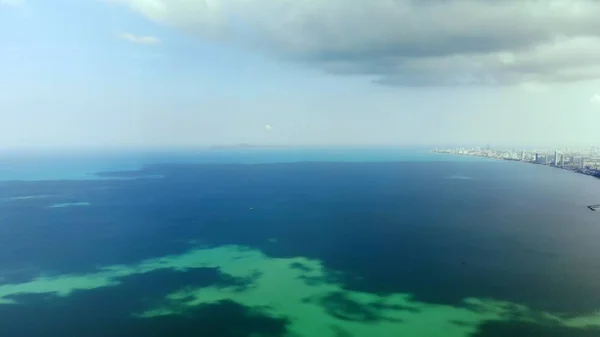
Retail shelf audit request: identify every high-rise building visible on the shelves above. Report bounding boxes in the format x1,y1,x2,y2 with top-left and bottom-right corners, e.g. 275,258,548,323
559,154,565,166
579,157,586,170
520,151,525,161
535,153,539,163
553,151,559,166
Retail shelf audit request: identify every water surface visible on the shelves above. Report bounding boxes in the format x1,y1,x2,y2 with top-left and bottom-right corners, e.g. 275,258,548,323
1,149,599,337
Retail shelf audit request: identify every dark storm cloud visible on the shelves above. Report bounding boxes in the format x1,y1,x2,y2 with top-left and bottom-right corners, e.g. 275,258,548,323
115,0,600,86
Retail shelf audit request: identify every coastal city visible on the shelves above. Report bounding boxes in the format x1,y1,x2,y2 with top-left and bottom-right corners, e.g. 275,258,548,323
433,146,600,180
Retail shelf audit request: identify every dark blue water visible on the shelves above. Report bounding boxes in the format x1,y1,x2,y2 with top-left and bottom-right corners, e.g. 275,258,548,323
0,147,479,181
1,149,600,336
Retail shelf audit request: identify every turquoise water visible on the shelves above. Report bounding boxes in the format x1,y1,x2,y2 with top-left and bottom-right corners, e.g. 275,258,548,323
48,202,91,208
1,148,599,337
0,147,482,181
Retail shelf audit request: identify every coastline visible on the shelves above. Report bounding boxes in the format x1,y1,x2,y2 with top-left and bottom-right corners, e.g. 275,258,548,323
430,150,600,181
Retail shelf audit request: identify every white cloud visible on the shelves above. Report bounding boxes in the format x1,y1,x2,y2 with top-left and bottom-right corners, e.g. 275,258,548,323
591,94,600,104
110,0,600,86
0,0,23,7
265,124,272,131
519,82,549,93
118,33,161,45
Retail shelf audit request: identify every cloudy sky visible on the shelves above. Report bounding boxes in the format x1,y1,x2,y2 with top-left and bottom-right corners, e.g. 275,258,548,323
2,0,600,149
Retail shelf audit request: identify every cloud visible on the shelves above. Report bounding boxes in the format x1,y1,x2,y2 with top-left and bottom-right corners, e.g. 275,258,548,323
118,33,161,45
265,124,272,131
591,94,600,105
111,0,600,86
0,0,23,6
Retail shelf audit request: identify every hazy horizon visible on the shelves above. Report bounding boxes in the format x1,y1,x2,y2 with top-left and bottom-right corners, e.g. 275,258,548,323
2,0,600,149
2,144,597,155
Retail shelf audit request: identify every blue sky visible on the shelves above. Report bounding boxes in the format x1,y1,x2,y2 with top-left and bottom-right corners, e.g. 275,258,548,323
2,0,600,149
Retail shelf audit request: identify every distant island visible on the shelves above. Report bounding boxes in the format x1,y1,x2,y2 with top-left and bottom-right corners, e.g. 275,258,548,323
432,146,600,180
206,143,294,150
208,143,265,150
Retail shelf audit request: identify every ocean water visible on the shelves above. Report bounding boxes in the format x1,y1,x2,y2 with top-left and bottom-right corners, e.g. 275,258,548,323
0,147,478,181
1,148,600,337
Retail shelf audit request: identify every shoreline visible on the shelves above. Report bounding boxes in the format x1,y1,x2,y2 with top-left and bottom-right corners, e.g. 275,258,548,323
431,150,600,180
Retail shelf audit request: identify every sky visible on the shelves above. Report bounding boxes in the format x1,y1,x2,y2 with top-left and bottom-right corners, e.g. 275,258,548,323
1,0,600,149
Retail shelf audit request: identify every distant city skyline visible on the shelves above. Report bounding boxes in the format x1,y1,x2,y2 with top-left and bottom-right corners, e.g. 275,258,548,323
2,0,600,149
434,145,600,179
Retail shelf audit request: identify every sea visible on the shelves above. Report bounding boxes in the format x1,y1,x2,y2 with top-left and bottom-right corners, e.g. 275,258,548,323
1,147,600,337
